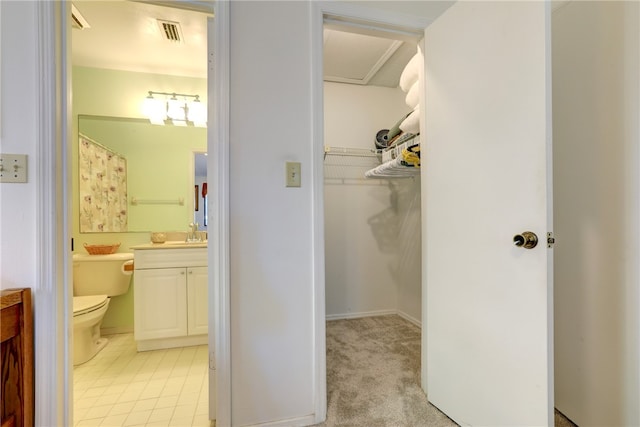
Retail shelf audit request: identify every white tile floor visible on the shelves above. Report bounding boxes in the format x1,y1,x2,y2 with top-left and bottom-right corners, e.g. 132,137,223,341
73,334,211,427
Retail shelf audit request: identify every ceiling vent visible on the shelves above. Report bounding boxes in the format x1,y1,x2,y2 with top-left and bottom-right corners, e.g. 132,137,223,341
71,4,91,30
157,19,183,43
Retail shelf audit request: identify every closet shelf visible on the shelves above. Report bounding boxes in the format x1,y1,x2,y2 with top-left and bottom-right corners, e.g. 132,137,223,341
324,140,421,181
365,138,421,179
324,146,382,182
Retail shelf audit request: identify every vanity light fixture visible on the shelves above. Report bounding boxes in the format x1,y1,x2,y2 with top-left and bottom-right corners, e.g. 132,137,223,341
142,91,207,127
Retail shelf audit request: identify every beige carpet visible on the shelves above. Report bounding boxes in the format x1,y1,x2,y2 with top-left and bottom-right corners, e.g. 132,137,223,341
315,315,577,427
314,315,454,427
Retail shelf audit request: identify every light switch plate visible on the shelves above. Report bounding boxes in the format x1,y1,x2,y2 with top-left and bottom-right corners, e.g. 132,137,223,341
0,154,28,183
286,162,301,187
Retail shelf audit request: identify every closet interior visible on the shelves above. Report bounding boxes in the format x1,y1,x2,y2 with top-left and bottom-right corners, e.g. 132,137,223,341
323,21,424,329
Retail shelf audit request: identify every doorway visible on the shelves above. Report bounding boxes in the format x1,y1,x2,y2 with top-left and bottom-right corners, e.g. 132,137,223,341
315,6,430,423
67,1,216,425
312,1,564,426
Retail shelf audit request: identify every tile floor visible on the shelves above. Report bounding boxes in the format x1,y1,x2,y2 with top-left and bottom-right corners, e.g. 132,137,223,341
73,334,211,427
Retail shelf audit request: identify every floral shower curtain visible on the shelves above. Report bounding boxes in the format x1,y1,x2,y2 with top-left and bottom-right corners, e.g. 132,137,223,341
79,134,128,232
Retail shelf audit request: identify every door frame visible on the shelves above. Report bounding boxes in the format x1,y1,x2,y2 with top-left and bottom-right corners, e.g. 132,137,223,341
34,1,73,424
310,1,431,417
209,1,231,425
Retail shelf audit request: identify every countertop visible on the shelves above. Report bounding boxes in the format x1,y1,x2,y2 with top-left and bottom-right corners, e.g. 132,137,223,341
131,241,208,250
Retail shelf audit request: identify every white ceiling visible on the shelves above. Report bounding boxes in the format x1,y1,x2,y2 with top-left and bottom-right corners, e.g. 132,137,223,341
323,28,418,88
71,1,452,88
72,1,210,78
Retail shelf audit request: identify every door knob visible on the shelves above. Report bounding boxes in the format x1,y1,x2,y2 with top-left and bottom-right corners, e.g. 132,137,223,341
513,231,538,249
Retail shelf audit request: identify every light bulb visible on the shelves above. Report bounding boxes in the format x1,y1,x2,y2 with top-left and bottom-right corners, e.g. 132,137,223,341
188,99,207,127
167,97,186,121
142,95,166,125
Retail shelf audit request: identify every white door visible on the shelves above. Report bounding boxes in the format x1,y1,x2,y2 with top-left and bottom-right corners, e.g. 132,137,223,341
187,266,209,335
424,2,553,426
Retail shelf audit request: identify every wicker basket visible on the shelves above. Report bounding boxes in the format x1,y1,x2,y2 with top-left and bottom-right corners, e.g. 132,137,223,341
83,243,120,255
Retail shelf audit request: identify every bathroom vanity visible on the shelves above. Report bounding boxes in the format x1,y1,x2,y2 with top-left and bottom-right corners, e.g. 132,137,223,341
131,243,208,351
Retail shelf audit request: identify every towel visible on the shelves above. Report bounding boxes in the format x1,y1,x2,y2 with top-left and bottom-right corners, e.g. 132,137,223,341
400,53,420,92
405,81,420,109
400,108,420,135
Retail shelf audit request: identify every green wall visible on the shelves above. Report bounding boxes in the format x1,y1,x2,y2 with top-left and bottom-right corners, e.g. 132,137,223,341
72,66,207,331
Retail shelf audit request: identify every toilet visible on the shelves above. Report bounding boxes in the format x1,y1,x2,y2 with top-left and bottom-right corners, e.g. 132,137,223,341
72,252,134,365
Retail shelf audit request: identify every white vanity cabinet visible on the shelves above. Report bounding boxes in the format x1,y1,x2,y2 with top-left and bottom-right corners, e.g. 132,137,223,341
134,267,189,340
132,246,208,351
187,266,209,335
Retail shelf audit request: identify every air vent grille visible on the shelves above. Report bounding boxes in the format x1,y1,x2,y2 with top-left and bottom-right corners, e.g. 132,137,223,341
71,4,90,30
157,19,183,43
71,14,84,29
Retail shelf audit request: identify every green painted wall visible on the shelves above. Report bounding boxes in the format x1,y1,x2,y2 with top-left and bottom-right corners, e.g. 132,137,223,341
72,66,207,331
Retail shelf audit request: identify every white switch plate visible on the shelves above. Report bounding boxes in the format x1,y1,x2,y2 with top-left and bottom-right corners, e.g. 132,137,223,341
0,154,28,183
286,162,301,187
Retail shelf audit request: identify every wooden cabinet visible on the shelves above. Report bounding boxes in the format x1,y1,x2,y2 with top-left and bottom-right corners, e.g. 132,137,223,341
1,289,33,427
133,248,208,351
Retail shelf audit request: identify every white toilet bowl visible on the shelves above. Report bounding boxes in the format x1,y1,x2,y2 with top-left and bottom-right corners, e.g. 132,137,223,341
73,295,110,365
72,252,133,366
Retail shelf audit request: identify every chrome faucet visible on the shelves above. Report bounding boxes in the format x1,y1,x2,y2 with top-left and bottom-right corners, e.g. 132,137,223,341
187,222,200,242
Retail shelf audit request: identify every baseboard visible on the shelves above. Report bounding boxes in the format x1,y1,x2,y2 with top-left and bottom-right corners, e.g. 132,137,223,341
326,309,396,322
326,310,422,328
241,414,316,427
101,326,133,335
397,311,422,328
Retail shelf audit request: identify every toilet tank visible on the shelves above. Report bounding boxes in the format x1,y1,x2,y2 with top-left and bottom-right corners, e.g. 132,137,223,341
73,252,134,297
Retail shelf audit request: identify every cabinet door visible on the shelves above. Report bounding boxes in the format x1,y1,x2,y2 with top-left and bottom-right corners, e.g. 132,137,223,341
134,268,188,340
187,266,208,336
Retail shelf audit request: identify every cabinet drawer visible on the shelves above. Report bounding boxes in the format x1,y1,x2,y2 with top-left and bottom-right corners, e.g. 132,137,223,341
134,248,207,269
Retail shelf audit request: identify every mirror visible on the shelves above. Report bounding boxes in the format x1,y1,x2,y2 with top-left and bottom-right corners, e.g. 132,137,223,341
78,115,206,233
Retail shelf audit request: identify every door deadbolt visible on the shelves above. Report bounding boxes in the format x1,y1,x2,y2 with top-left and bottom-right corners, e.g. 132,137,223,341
513,231,538,249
